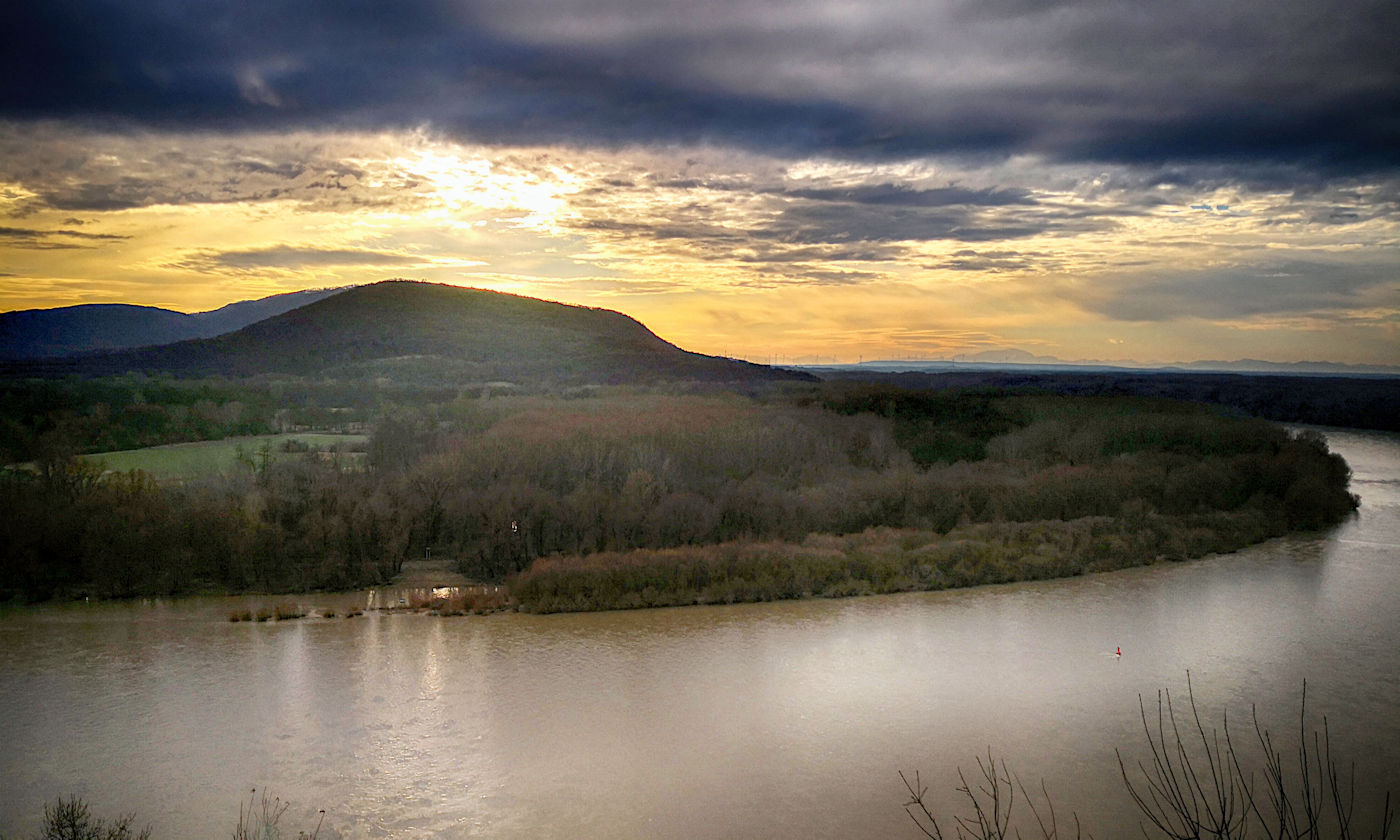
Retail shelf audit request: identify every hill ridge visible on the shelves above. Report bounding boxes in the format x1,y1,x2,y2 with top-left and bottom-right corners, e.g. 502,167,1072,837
0,286,348,359
2,280,806,386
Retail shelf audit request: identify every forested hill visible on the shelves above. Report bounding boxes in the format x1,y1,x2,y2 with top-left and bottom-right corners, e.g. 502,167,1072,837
4,281,804,385
0,287,346,359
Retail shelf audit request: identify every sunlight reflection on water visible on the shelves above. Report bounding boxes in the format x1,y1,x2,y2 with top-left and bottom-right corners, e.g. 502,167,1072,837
1,429,1397,839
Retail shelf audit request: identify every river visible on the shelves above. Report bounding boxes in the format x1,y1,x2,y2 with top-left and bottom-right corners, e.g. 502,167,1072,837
2,428,1397,839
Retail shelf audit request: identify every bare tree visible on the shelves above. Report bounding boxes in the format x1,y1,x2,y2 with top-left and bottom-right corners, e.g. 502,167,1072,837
902,751,1085,840
904,677,1392,840
1119,676,1394,839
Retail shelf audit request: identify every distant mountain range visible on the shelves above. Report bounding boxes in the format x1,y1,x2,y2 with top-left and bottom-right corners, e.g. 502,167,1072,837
1,281,804,385
5,285,1392,381
819,347,1400,377
0,287,348,359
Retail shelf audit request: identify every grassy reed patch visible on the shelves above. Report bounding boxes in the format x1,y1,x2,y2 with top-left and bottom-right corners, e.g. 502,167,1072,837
273,603,306,620
510,510,1286,614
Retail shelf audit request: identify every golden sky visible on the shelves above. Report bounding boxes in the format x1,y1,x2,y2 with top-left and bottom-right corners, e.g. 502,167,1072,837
4,125,1395,365
4,0,1398,366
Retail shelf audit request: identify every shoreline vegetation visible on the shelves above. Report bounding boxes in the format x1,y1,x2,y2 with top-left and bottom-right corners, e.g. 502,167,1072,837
510,509,1295,614
1,384,1359,612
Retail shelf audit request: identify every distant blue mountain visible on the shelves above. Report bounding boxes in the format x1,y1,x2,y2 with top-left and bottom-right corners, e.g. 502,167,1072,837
802,348,1399,377
0,287,348,359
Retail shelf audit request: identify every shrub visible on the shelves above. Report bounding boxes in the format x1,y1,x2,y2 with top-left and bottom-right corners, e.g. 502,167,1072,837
6,795,152,840
232,788,323,840
273,603,305,621
902,678,1396,839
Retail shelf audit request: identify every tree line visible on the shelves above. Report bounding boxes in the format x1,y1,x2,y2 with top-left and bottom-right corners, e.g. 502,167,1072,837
0,385,1358,606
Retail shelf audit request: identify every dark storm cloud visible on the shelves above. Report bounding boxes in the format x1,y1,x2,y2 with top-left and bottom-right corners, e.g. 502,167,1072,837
570,172,1136,272
779,185,1036,207
731,243,911,264
174,245,418,273
579,215,913,264
929,249,1057,273
736,267,881,288
579,218,747,246
0,225,129,249
4,0,1396,170
0,0,895,152
0,131,383,214
27,173,368,212
33,179,178,212
575,201,1066,266
214,246,414,269
750,201,1115,245
659,181,1040,207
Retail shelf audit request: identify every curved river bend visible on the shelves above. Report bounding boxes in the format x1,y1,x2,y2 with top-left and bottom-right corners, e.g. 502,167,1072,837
2,428,1398,838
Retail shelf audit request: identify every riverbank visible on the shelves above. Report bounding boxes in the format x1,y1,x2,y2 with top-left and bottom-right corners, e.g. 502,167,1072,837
4,424,1396,840
393,558,473,587
509,506,1296,613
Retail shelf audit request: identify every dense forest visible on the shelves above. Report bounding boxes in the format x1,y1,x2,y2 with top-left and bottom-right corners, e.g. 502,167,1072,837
0,375,374,462
822,368,1400,432
2,366,1395,472
0,382,1359,607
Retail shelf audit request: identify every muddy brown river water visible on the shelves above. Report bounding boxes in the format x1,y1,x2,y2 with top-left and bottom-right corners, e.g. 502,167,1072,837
2,428,1397,838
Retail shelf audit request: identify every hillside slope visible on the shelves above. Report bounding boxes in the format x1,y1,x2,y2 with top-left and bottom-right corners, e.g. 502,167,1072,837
0,287,347,359
10,281,804,385
0,304,196,359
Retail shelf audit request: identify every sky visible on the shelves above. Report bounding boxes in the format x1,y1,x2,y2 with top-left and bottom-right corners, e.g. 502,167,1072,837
1,0,1397,365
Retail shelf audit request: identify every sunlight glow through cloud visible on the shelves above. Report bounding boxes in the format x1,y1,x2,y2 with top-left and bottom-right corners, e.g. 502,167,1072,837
1,122,1396,365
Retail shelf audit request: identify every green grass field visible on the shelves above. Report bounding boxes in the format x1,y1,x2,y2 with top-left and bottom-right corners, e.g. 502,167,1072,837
81,433,367,481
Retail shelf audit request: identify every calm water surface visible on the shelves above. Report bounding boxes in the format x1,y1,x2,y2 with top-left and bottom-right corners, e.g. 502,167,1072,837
2,428,1397,838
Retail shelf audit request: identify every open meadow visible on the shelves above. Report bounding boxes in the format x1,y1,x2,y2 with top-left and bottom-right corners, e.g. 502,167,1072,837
78,433,367,481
